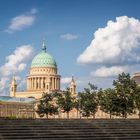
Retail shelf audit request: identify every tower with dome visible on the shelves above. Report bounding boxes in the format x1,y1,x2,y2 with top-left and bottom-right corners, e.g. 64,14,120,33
10,41,73,99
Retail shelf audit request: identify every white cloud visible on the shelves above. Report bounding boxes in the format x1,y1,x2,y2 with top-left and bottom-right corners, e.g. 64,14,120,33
17,78,26,91
60,33,78,40
77,16,140,79
18,63,26,71
92,66,128,77
61,77,72,84
0,44,34,93
77,16,140,65
0,77,9,91
6,8,37,33
0,44,33,76
30,8,38,14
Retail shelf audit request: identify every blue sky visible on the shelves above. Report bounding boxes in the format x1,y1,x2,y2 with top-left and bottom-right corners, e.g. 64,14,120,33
0,0,140,94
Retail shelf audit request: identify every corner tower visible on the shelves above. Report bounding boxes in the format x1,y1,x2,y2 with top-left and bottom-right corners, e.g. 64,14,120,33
26,41,61,94
10,76,17,97
70,76,76,95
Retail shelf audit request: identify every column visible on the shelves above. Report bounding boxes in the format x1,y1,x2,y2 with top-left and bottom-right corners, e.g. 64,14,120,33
55,78,57,90
37,78,39,89
58,78,60,90
50,77,52,90
52,77,54,90
38,77,40,89
39,77,41,89
43,77,45,89
55,78,57,89
32,78,34,89
34,77,36,89
41,77,43,89
56,78,58,90
30,78,32,89
45,78,47,90
31,78,33,89
53,77,55,89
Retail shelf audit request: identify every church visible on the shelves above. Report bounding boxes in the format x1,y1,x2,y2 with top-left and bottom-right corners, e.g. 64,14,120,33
10,41,76,99
1,40,139,119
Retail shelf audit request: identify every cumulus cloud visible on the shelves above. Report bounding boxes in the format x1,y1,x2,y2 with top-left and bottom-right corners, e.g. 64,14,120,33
17,78,26,91
92,66,128,77
61,77,72,84
77,16,140,77
6,8,37,33
0,45,33,76
0,44,34,93
60,33,78,40
77,16,140,65
0,77,9,91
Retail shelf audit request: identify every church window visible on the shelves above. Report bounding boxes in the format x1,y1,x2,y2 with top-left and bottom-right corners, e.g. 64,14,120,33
43,82,45,89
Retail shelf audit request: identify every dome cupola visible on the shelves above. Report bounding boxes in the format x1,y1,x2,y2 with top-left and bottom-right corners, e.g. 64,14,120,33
31,41,57,68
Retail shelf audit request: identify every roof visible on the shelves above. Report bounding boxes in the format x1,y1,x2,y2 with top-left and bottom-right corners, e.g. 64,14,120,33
31,41,57,68
0,96,35,103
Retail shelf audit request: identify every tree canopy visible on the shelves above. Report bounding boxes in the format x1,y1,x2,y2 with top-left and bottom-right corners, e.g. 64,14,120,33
36,72,140,119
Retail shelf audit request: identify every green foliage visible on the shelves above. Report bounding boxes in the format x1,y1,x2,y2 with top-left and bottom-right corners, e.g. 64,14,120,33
79,83,98,118
36,93,58,118
55,89,75,118
113,72,137,118
99,72,137,118
8,115,17,119
36,72,140,119
134,86,140,118
98,88,115,118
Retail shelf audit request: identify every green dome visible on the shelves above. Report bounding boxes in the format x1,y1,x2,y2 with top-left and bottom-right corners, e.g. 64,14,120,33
31,41,57,68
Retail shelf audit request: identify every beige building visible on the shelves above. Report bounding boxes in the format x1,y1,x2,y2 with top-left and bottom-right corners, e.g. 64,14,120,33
0,101,35,118
10,41,61,99
9,40,139,119
133,72,140,85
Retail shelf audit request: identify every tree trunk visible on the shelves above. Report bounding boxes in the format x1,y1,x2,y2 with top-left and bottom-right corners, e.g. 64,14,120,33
80,111,82,119
109,112,112,119
125,113,127,119
46,114,48,119
122,111,127,119
93,114,95,119
124,111,127,119
67,112,69,119
77,109,79,119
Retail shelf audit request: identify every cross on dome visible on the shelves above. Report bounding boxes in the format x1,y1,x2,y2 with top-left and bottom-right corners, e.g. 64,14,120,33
41,40,46,53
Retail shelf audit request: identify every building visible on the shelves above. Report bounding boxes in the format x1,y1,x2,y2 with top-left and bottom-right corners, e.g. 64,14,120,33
0,96,35,118
133,72,140,85
70,76,76,95
7,40,138,119
10,41,61,99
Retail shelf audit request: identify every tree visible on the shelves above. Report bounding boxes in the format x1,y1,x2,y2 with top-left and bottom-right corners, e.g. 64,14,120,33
112,72,137,118
134,86,140,119
55,89,75,119
36,93,58,118
73,97,80,118
98,88,116,118
79,83,98,118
